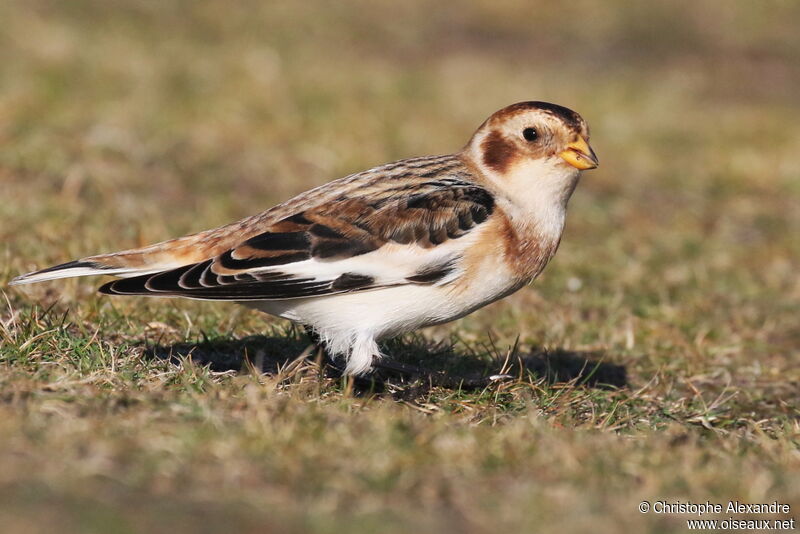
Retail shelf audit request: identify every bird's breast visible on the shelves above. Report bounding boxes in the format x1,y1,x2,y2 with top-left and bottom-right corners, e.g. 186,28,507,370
455,211,562,301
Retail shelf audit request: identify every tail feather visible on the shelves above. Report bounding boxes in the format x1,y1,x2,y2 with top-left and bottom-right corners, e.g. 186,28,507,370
10,217,270,288
9,259,163,286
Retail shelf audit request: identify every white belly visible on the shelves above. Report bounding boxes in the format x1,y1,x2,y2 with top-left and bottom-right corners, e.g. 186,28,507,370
243,242,538,375
249,264,522,340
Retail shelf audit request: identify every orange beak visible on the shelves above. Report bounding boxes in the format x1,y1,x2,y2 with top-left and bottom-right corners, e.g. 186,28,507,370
558,136,598,170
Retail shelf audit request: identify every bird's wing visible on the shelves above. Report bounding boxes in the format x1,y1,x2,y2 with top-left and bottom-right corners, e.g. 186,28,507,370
97,180,496,300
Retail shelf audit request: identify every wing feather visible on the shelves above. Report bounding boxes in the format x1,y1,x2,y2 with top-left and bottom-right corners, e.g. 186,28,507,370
99,181,494,300
15,155,495,300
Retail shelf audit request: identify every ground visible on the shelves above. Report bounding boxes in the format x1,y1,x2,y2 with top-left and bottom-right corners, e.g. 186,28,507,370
1,1,799,533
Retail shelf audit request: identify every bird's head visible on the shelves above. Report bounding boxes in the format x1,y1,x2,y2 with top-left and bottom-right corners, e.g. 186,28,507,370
463,101,598,209
467,100,598,175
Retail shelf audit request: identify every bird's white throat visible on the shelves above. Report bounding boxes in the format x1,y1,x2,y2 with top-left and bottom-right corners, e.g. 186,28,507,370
484,157,581,241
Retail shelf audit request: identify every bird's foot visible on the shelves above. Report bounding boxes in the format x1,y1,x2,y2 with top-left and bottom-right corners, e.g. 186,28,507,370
301,327,514,391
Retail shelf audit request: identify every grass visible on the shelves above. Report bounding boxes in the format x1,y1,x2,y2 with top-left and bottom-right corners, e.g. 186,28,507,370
1,1,799,532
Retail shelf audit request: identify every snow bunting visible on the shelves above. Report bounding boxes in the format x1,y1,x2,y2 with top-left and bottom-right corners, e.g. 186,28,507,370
11,101,598,375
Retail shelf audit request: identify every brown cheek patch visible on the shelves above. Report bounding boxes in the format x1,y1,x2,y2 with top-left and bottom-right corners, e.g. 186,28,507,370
481,130,518,174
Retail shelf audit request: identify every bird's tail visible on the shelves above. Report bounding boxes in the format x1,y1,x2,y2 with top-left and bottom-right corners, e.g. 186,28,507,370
9,253,178,286
9,214,264,287
9,259,161,286
9,233,222,287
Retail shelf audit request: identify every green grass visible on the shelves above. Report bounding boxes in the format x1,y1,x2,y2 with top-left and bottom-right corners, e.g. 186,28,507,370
1,1,799,532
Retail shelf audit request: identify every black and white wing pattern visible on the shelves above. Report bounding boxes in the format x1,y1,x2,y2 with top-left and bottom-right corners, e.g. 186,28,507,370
99,167,495,301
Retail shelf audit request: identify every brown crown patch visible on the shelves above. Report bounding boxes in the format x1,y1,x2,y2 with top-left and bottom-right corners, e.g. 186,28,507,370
490,101,585,136
481,130,518,174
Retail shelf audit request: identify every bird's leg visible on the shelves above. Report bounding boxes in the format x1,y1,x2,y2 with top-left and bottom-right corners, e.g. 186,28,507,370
302,326,512,390
302,326,374,386
300,328,379,385
302,325,340,371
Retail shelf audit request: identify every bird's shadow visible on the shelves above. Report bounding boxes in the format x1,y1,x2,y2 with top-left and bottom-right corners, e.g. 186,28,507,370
143,332,627,393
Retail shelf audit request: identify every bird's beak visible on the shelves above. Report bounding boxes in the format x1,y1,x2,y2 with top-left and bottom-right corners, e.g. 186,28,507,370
558,136,599,170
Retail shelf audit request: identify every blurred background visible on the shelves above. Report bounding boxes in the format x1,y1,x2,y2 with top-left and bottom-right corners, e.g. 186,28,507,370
1,1,799,532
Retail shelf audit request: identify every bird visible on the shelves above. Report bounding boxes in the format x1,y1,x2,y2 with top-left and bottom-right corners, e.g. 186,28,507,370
11,101,598,376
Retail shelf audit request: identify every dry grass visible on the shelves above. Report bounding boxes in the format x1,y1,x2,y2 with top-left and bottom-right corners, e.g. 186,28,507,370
1,1,799,532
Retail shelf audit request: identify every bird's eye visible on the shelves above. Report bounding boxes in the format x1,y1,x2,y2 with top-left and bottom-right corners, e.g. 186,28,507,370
522,128,538,142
